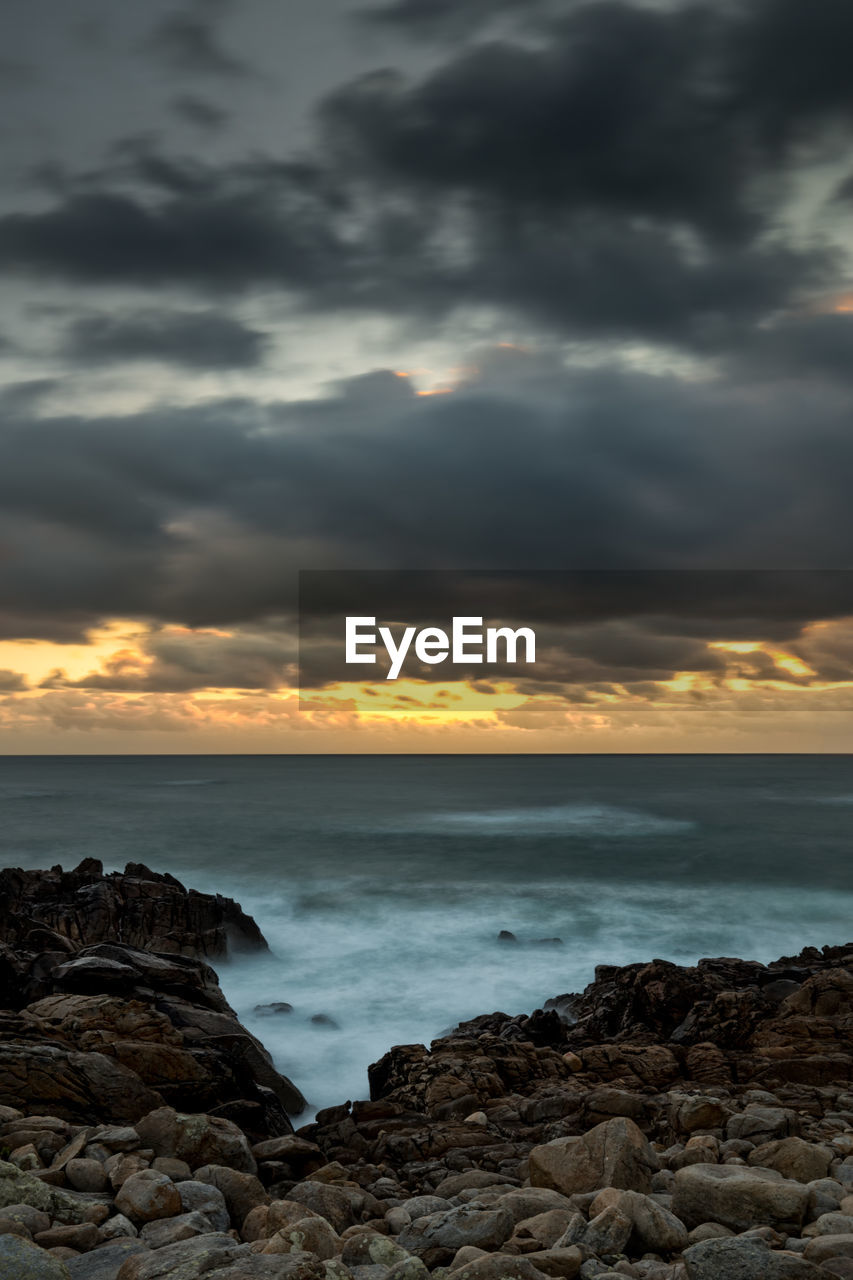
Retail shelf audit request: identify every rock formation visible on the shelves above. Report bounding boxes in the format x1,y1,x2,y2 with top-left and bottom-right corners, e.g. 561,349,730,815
5,868,853,1278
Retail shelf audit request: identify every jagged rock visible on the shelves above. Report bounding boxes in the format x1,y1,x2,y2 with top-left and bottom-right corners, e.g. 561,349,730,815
0,861,266,960
0,934,304,1131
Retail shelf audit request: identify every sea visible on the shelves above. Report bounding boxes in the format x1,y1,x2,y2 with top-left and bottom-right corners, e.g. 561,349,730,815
2,753,853,1120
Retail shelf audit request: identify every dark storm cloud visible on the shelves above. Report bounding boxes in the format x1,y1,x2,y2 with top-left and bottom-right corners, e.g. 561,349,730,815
0,174,348,292
145,12,249,79
735,313,853,383
4,358,853,648
62,309,268,369
296,569,853,688
170,94,230,132
0,0,849,349
327,0,853,234
358,0,539,41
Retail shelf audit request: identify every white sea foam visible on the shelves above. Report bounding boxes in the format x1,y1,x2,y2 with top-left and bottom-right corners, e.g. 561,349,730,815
411,803,694,837
215,877,853,1122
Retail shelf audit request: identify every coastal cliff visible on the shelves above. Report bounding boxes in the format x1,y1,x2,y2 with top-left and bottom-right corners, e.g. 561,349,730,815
2,866,853,1279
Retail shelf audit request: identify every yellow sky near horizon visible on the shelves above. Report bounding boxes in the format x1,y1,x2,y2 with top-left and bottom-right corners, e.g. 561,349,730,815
2,616,853,753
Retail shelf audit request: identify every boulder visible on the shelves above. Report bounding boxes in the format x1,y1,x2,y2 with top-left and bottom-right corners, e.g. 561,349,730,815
113,1231,251,1279
685,1235,827,1278
0,1159,90,1223
672,1164,809,1233
529,1118,659,1196
261,1216,341,1259
589,1188,688,1253
398,1204,515,1267
115,1170,183,1224
66,1240,149,1279
138,1210,214,1248
0,1235,72,1279
177,1180,231,1232
134,1108,257,1174
748,1138,833,1183
192,1164,269,1226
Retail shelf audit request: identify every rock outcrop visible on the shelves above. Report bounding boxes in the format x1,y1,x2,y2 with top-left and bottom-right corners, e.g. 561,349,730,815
0,863,305,1136
0,859,266,961
6,869,853,1279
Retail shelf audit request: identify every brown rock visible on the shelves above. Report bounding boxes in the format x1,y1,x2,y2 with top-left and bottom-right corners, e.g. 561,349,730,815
529,1118,659,1196
192,1163,269,1226
115,1169,183,1224
134,1107,257,1174
34,1222,100,1251
748,1137,833,1182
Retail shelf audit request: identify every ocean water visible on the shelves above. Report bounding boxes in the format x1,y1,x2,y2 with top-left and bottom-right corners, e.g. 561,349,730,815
2,753,853,1118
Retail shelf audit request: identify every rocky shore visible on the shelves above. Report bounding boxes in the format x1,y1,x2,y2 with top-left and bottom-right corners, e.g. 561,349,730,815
3,864,853,1278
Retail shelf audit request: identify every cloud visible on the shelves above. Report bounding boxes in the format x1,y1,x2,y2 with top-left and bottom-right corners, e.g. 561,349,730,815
170,94,231,132
3,351,853,646
357,0,538,42
145,12,250,79
3,0,851,347
0,161,349,293
62,309,269,369
0,669,27,692
41,626,295,693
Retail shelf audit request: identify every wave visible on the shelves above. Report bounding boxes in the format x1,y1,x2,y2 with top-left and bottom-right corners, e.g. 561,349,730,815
414,803,694,838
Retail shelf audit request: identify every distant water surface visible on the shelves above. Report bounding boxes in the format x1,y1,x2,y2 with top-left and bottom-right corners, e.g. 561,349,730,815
1,754,852,1116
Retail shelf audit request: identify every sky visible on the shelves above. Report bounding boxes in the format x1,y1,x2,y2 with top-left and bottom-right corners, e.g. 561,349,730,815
2,0,853,752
